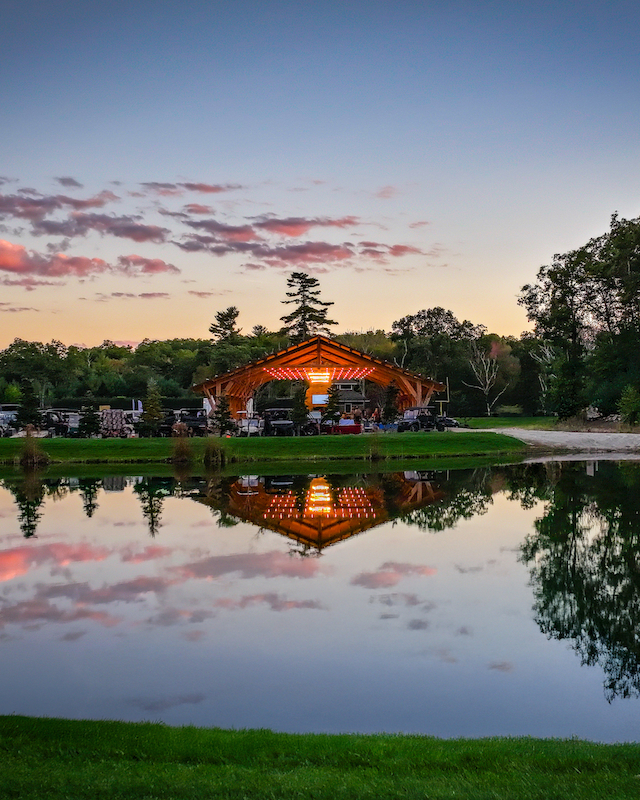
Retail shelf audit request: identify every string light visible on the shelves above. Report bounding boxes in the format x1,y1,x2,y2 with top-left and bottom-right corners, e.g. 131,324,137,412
264,366,374,382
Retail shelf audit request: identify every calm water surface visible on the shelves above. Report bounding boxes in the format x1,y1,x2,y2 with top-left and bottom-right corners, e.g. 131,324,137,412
1,462,639,742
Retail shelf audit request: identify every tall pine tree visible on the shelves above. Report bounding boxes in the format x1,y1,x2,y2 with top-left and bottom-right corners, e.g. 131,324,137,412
280,272,337,343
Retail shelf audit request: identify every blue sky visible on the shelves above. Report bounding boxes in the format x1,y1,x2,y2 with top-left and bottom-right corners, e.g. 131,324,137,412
1,0,640,346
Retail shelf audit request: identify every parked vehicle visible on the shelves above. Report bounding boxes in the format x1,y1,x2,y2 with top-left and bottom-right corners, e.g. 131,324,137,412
263,408,295,436
237,416,265,436
40,408,81,437
437,415,460,428
397,407,436,432
262,408,319,436
158,408,211,437
0,404,18,437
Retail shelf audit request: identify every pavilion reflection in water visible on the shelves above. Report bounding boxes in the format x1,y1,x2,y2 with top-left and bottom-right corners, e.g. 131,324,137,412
195,472,446,552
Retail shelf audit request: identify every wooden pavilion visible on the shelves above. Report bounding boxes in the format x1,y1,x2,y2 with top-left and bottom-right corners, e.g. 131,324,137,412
193,472,446,553
192,335,445,416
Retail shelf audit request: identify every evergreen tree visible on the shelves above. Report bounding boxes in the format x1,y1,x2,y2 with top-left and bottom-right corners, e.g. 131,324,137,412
15,379,41,429
291,385,310,434
212,394,234,437
280,272,337,343
79,478,100,518
322,384,341,424
78,394,101,437
139,379,164,437
134,478,171,536
209,306,242,342
381,381,400,424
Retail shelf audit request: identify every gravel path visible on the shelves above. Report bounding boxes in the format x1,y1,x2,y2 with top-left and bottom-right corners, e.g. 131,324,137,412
466,427,640,453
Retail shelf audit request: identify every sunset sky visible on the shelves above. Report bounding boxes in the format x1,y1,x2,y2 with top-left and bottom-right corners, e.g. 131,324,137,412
2,0,640,348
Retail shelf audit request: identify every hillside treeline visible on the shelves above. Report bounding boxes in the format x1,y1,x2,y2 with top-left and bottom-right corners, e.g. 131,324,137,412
3,211,640,419
0,316,542,417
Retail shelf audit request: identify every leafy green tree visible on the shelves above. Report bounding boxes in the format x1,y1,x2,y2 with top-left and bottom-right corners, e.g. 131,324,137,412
336,330,399,361
520,462,640,701
280,272,337,342
618,385,640,425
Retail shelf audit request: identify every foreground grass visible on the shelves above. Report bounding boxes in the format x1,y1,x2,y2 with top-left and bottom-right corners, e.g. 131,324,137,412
0,430,526,466
1,717,639,800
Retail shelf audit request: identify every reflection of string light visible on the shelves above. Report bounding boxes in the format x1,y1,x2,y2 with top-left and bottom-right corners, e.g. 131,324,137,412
337,487,375,518
259,481,378,524
305,478,334,517
264,492,300,521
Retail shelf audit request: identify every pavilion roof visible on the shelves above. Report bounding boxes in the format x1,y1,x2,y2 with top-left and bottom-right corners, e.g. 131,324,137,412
192,335,445,409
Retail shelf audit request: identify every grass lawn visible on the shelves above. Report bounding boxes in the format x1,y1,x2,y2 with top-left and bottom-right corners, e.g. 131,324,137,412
465,416,558,430
0,430,526,466
1,716,639,800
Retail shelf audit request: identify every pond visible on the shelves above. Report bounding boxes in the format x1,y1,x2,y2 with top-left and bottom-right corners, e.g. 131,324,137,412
1,461,640,742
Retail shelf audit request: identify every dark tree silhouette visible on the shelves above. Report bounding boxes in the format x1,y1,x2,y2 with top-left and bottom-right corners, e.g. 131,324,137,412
280,272,337,342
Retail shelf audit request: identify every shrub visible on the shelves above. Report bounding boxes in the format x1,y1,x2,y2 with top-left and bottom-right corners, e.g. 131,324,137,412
19,430,50,468
618,384,640,426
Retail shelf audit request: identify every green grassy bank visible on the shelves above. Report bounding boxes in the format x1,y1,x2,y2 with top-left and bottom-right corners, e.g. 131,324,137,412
1,716,639,800
0,430,526,466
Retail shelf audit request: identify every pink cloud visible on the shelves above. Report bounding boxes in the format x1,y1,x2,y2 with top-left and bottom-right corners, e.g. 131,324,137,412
40,576,177,604
186,218,258,242
175,550,323,581
178,182,241,193
139,293,170,300
0,303,37,312
409,220,430,229
0,543,110,582
120,545,173,563
70,213,168,243
0,241,107,277
117,255,180,274
183,204,213,214
252,241,354,267
213,593,324,612
140,182,182,196
0,240,179,280
351,561,437,589
0,191,118,222
254,215,359,237
55,177,83,188
376,185,399,199
0,276,63,290
0,598,121,629
188,290,216,298
387,244,422,257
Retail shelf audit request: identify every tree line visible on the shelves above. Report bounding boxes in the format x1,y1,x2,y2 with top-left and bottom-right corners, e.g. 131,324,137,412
3,213,640,421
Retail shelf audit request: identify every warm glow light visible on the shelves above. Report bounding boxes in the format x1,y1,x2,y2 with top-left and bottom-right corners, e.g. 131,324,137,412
264,366,374,382
305,478,334,517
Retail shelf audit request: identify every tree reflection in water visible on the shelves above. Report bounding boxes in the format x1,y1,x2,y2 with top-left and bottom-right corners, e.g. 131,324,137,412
3,461,640,700
519,461,640,701
133,477,173,537
4,471,46,538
